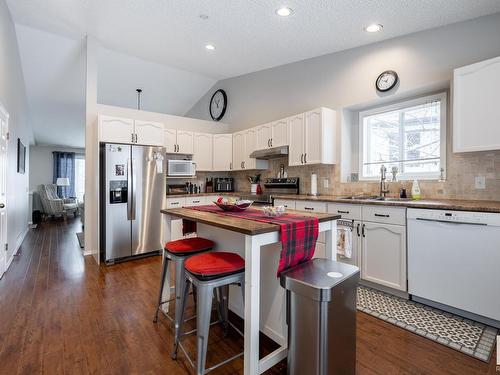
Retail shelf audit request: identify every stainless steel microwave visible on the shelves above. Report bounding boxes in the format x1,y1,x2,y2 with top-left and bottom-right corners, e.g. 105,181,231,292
167,160,196,177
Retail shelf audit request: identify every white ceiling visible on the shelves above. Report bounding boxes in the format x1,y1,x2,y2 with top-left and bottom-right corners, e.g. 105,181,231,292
7,0,500,79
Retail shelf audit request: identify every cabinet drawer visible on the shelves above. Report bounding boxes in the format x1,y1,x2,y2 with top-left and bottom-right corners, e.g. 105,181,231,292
274,199,296,210
362,205,406,225
327,203,361,220
186,196,206,206
166,197,186,208
295,201,327,213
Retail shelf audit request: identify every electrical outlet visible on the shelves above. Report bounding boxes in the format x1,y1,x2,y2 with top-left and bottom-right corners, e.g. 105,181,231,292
475,176,486,190
323,179,329,188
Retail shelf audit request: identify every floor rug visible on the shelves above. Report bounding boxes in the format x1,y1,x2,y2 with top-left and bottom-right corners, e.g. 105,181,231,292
76,232,84,249
357,286,498,362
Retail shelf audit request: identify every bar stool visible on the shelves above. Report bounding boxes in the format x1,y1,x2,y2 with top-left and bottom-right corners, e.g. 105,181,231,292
172,251,245,375
153,237,215,328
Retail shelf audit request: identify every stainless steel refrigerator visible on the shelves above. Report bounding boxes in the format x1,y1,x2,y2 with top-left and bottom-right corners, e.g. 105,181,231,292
100,143,166,263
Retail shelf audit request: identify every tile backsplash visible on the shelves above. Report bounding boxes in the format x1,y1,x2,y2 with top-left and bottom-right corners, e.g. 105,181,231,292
231,152,500,201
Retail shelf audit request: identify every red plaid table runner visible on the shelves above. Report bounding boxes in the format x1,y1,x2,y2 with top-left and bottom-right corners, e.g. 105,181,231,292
183,205,319,276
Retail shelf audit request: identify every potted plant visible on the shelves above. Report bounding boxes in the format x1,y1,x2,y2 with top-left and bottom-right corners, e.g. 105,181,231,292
248,174,261,194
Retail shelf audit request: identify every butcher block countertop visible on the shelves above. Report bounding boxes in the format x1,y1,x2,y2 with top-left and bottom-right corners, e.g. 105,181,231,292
274,194,500,213
161,207,341,235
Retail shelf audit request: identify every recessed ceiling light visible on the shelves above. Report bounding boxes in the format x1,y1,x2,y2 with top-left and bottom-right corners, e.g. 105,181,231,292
365,24,383,33
276,7,293,17
199,14,209,20
205,44,216,51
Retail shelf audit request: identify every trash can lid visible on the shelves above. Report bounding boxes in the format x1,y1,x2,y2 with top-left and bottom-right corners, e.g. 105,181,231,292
280,259,359,302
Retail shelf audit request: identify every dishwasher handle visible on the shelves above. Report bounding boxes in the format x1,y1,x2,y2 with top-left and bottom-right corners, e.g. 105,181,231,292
415,217,487,226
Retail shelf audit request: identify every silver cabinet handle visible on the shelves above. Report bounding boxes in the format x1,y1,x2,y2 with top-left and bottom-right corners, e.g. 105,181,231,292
192,200,200,203
270,138,273,147
304,153,307,164
243,161,245,168
300,154,304,164
171,202,179,205
374,213,390,218
230,162,232,170
304,207,314,211
337,210,349,214
131,133,134,143
362,224,366,237
356,223,360,237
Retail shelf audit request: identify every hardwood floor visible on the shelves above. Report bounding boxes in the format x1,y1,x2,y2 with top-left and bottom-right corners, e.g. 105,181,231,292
0,219,497,374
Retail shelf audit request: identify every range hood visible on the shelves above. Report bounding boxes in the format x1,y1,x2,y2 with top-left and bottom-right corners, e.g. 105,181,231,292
249,146,288,159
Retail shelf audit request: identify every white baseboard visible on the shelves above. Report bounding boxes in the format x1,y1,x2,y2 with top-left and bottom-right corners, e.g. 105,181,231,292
5,226,29,272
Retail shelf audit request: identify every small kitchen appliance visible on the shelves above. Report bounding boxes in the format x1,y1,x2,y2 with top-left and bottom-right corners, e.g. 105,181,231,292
167,159,196,177
214,177,234,192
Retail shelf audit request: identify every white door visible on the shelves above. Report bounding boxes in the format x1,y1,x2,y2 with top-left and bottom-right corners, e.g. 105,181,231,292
272,119,288,147
304,109,322,165
193,133,213,171
361,222,407,291
213,134,233,171
164,128,177,153
134,120,164,146
232,132,245,170
99,115,134,144
288,114,304,166
176,130,194,154
256,123,273,150
244,128,258,169
0,105,8,278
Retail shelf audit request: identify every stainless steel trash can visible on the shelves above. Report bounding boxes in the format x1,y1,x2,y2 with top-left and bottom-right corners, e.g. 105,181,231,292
280,258,359,375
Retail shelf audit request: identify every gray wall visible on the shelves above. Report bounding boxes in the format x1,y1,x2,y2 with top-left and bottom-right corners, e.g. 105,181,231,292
0,0,33,261
29,145,85,191
187,13,500,131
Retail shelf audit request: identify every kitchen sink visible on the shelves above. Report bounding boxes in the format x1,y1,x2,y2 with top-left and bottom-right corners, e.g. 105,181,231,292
340,196,411,202
339,195,378,200
369,197,412,202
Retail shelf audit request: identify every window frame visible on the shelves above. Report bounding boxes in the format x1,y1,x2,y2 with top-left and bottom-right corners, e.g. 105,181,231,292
358,92,447,181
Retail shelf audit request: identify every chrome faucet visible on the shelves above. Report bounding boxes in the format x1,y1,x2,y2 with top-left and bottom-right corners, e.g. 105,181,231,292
379,165,390,198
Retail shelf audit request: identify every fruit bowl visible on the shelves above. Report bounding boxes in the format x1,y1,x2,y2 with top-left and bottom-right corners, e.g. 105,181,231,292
214,199,253,212
262,205,286,217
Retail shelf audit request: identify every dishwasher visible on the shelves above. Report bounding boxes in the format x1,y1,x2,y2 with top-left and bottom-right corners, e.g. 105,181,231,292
407,208,500,327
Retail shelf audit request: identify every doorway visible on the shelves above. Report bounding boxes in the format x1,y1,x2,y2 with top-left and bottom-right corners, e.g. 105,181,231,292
0,104,8,278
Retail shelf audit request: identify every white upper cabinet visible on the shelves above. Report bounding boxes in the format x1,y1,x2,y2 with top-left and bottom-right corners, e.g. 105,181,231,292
134,120,164,146
288,108,336,166
213,134,233,171
256,123,273,150
232,131,246,171
99,115,135,144
176,130,194,154
164,128,177,153
453,56,500,152
193,133,213,171
164,129,194,154
272,119,288,147
288,114,305,166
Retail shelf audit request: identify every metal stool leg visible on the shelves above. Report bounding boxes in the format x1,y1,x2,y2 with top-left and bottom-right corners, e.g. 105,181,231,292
218,285,230,335
153,254,170,323
173,257,188,338
172,277,192,359
196,283,214,375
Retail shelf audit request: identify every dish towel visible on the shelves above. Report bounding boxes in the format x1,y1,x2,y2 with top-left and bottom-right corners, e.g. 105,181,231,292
337,226,352,258
187,205,319,276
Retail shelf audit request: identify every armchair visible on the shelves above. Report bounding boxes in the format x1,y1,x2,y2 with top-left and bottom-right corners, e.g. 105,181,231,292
38,184,78,219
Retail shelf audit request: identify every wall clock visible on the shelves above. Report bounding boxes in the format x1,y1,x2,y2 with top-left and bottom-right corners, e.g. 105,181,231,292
376,70,399,92
209,89,227,121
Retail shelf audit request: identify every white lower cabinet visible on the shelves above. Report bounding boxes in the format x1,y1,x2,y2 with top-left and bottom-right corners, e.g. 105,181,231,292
361,221,407,291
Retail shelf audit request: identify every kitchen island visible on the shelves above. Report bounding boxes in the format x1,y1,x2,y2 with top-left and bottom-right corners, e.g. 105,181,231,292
161,207,340,375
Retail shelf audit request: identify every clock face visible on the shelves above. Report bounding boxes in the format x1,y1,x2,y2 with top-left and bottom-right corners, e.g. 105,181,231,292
376,70,398,92
209,89,227,121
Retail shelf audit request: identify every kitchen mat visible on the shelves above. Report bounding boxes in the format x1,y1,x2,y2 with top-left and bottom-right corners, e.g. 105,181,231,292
357,286,498,362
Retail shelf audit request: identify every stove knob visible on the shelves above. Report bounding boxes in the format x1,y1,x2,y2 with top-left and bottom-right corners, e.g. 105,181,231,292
286,179,291,183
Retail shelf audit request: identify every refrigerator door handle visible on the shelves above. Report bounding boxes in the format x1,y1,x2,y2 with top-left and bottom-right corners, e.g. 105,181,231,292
127,158,133,220
131,158,137,220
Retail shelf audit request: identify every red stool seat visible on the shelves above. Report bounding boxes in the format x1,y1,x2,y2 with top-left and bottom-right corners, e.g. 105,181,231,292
165,237,215,255
185,252,245,278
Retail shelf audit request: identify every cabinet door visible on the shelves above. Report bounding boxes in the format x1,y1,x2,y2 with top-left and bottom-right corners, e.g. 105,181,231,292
453,56,500,152
134,120,164,146
288,114,304,166
164,128,177,153
272,119,288,147
193,133,213,171
177,130,194,154
361,222,407,291
256,124,272,150
99,116,134,144
243,128,258,169
304,109,322,165
213,134,233,171
232,132,245,170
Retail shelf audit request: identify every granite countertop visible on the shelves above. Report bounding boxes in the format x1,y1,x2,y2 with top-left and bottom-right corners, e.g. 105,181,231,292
166,192,243,198
273,194,500,213
161,207,340,235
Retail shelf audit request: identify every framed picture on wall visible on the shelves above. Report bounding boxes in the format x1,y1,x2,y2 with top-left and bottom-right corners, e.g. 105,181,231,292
17,138,25,174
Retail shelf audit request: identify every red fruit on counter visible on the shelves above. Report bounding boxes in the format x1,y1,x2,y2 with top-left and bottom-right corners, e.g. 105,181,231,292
217,197,223,203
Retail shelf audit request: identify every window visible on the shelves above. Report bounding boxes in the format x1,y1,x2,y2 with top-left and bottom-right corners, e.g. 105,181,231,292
359,93,446,180
74,155,85,202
